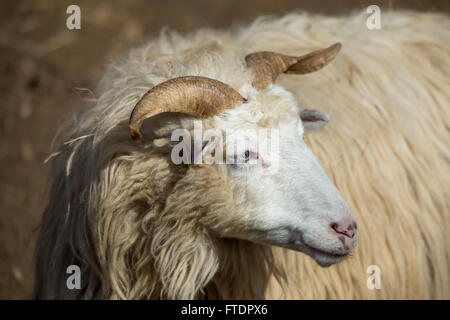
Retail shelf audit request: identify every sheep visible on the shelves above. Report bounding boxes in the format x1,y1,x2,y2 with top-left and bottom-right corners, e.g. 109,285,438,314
34,10,450,299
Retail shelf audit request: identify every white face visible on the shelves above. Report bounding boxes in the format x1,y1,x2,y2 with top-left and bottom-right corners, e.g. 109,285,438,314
213,93,357,267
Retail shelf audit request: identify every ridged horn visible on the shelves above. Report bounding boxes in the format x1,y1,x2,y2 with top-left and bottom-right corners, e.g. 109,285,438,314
128,76,246,140
246,42,342,90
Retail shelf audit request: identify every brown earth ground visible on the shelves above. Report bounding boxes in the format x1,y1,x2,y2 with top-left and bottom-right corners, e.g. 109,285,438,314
0,0,449,299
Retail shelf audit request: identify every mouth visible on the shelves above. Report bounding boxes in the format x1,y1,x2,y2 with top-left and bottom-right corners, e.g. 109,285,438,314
303,242,349,258
281,229,352,266
300,242,351,267
278,236,352,267
239,228,354,267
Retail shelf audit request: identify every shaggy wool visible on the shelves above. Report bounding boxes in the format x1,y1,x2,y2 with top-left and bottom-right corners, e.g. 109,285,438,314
34,10,450,299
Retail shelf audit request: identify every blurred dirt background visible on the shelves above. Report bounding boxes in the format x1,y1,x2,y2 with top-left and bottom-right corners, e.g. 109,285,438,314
0,0,449,299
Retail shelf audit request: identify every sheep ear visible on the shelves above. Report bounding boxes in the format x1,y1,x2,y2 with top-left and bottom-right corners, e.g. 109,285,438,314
300,108,330,134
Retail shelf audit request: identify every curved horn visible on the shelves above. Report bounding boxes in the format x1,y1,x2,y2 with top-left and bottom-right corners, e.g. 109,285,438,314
246,42,342,90
128,76,246,140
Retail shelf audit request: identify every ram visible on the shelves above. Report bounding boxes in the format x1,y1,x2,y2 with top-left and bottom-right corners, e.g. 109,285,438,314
34,11,450,299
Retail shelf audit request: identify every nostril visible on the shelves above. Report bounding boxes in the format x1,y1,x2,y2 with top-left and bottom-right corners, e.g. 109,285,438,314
347,228,356,239
330,223,339,232
330,222,356,239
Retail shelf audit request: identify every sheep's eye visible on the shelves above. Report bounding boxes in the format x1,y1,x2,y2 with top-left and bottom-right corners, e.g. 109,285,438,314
243,150,251,161
232,150,258,167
